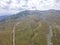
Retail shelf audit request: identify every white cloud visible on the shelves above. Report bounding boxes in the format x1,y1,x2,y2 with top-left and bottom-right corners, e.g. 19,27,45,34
0,0,60,15
0,0,60,10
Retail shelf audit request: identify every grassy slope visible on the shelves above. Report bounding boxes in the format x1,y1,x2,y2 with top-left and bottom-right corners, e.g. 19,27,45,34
0,13,60,45
15,16,49,45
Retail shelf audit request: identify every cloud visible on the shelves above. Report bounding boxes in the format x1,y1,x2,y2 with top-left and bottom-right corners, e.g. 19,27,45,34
0,0,60,15
0,0,60,10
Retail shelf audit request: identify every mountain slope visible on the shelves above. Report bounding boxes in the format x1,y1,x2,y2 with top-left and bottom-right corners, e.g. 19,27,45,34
0,10,60,45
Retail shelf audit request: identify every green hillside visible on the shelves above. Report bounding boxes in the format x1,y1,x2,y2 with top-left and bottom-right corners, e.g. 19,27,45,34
0,10,60,45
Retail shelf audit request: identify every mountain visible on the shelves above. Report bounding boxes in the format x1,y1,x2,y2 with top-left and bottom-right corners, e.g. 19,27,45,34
0,15,10,22
0,10,60,45
1,10,60,23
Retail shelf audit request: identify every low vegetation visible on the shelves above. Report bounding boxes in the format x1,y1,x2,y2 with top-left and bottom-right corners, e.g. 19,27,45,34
0,10,60,45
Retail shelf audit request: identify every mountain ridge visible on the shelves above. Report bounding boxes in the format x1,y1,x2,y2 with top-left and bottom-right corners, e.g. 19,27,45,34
0,9,60,22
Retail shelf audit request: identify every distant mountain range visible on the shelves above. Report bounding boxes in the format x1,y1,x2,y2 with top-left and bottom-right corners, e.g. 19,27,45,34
0,9,60,24
0,15,9,21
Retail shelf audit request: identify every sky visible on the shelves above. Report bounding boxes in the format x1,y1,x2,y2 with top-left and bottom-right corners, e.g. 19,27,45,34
0,0,60,16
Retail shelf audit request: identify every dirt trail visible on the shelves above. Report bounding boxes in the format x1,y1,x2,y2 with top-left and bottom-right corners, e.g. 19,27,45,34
47,25,53,45
13,22,21,45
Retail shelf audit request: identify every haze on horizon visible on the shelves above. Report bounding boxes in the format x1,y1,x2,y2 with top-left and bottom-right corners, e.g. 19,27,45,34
0,0,60,16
